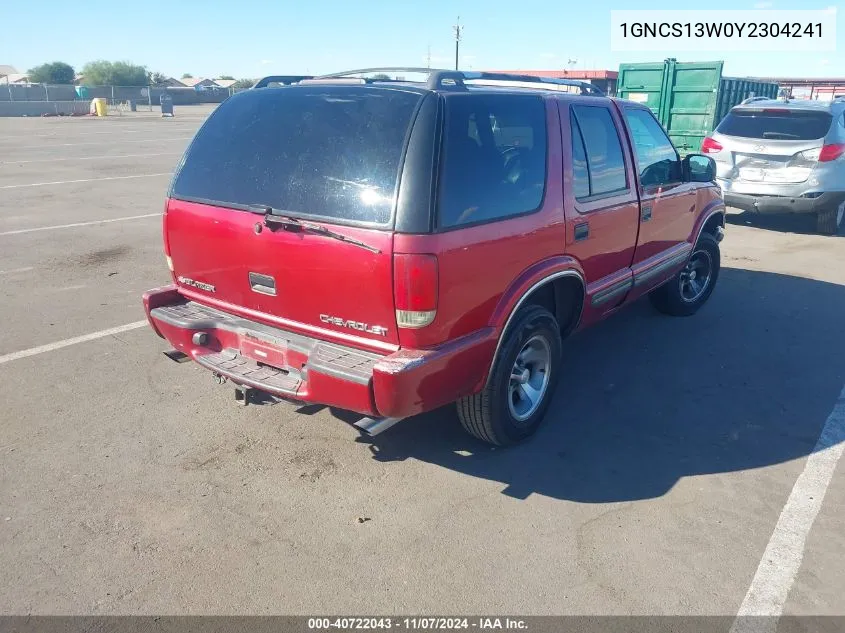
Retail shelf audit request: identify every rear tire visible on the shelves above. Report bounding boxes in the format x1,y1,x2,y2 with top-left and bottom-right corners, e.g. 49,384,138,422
457,305,562,446
649,232,720,317
817,203,844,235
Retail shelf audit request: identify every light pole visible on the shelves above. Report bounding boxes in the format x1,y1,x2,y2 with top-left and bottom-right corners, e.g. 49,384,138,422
453,17,462,70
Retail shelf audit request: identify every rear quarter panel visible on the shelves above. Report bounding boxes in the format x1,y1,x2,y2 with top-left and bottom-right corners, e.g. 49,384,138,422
392,99,574,354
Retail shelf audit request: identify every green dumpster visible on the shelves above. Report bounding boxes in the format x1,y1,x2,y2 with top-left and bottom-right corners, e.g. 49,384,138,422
617,59,779,154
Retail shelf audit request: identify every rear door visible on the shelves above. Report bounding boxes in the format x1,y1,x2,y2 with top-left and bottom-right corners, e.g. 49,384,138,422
165,86,425,348
563,100,640,316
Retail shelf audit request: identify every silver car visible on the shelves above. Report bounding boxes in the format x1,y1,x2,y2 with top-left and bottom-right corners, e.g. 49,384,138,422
704,97,845,234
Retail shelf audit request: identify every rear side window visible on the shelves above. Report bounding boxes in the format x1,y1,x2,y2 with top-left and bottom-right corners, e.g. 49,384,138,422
716,109,833,140
570,105,627,199
171,87,422,225
570,112,591,200
438,94,547,229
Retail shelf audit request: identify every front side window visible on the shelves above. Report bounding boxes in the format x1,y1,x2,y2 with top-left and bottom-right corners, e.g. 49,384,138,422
438,94,547,229
623,108,681,188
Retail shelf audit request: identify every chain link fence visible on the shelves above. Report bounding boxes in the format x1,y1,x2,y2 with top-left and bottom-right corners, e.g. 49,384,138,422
0,84,237,111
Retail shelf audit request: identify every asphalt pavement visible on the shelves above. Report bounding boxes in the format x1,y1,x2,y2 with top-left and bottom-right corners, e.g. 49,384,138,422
0,107,843,619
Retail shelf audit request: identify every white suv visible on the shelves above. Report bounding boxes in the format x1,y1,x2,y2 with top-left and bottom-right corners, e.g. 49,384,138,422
703,98,845,234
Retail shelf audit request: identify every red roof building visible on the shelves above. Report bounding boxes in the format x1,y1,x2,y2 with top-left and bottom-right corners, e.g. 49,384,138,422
745,77,845,101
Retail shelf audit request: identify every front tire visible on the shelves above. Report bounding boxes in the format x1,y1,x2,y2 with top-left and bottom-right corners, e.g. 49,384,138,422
457,305,562,446
649,232,720,317
817,203,844,235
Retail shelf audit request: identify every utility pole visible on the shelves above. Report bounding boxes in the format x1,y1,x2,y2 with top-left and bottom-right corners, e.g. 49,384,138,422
453,17,462,70
427,45,431,70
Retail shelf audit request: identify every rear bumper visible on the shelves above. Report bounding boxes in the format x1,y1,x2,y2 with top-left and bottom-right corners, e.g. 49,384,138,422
722,190,845,215
143,286,496,419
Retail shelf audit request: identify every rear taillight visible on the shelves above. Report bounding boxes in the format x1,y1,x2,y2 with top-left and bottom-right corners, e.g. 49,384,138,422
393,254,438,329
701,137,723,154
163,199,174,272
818,143,845,162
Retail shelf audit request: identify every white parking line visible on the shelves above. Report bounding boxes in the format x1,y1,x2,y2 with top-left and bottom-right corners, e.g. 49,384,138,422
730,382,845,633
0,321,148,365
0,128,198,139
0,213,161,236
0,267,34,275
1,152,182,165
0,173,170,190
12,137,192,149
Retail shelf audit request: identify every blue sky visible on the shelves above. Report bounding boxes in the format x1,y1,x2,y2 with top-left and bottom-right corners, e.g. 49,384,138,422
2,0,841,79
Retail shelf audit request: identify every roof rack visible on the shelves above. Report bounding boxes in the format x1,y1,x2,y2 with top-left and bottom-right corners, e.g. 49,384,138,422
252,75,313,89
316,67,435,83
314,67,605,95
459,71,604,95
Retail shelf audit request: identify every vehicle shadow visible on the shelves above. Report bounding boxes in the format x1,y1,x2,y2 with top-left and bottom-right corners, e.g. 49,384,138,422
726,209,844,237
355,267,845,502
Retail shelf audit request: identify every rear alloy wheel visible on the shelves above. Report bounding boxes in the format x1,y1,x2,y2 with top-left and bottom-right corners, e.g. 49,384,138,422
507,335,552,423
649,232,720,317
457,305,562,446
817,202,844,235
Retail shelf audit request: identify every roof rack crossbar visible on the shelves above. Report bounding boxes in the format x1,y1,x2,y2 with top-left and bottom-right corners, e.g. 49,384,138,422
460,72,605,95
317,67,436,81
315,67,605,95
299,77,367,85
426,71,467,89
252,75,313,89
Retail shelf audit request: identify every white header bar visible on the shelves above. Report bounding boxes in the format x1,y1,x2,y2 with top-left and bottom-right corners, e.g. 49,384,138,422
610,10,837,52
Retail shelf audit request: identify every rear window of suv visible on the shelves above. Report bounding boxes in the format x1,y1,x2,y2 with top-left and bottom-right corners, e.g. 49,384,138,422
170,87,422,225
716,108,833,141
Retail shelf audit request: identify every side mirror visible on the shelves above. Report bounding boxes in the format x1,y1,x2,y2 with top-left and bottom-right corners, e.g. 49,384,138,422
683,153,716,183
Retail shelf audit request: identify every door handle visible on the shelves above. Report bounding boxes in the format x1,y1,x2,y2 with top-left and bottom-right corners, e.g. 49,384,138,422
641,205,652,222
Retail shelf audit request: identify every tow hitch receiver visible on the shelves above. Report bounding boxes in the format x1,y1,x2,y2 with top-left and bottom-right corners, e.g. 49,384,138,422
234,384,254,406
233,385,285,406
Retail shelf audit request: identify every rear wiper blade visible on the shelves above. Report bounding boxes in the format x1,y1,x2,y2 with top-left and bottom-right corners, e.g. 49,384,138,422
261,211,381,254
762,132,800,139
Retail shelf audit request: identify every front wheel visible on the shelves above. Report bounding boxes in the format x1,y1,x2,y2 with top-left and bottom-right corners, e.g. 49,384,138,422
457,305,562,446
649,232,720,317
817,202,844,235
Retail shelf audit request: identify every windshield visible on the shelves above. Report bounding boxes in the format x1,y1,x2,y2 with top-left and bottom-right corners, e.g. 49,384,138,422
716,109,833,141
170,86,422,225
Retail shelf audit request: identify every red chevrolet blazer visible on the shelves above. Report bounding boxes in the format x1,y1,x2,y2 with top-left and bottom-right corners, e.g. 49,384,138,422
144,69,725,446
